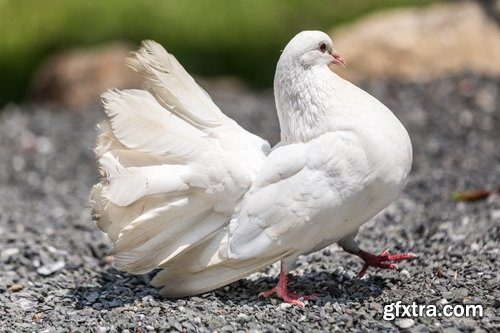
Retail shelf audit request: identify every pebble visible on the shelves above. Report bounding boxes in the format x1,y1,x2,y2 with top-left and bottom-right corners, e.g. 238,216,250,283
237,313,250,322
7,283,23,292
279,303,292,310
395,318,415,329
437,298,449,305
442,288,468,302
37,260,65,276
493,299,500,308
400,269,411,279
1,248,20,258
339,314,351,323
442,327,462,333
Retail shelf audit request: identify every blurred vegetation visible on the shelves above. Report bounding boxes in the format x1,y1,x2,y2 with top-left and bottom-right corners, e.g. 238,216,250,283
0,0,444,106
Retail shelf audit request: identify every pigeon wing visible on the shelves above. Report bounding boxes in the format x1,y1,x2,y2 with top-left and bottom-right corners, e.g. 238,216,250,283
228,131,370,261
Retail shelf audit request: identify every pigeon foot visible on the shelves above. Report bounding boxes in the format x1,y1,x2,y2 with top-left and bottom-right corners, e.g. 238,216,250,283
354,249,416,278
258,271,317,306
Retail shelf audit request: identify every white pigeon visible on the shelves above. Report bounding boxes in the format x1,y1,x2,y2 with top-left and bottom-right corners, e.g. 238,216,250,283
91,30,414,306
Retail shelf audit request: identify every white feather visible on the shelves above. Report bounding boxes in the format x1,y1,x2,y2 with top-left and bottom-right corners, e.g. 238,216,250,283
91,38,269,291
114,211,228,274
94,120,127,160
112,195,210,253
127,40,228,129
102,89,209,158
98,152,189,206
91,185,175,242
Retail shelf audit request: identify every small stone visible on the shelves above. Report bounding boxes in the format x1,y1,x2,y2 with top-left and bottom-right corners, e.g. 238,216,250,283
395,318,415,329
237,313,250,322
37,260,65,276
84,291,99,304
8,283,23,292
182,322,195,331
279,302,292,310
369,302,382,311
96,326,107,333
221,325,234,333
1,248,20,258
437,298,449,305
332,302,342,313
493,299,500,308
400,269,411,278
11,294,37,311
339,314,351,323
470,243,481,251
491,209,500,221
442,288,468,302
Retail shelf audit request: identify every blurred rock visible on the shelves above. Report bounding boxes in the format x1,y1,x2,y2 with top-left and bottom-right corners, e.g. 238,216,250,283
331,0,500,82
28,42,142,109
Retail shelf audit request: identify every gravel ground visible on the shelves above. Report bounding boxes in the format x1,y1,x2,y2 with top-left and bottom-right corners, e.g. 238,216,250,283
0,72,499,332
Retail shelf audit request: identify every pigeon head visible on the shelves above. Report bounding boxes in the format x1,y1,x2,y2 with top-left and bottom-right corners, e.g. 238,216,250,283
274,31,348,143
280,30,346,68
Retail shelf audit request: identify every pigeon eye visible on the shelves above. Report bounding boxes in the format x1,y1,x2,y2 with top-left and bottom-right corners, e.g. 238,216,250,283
319,42,327,53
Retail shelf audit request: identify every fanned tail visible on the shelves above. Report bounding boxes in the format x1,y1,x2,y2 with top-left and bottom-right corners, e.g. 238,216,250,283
91,40,270,295
127,40,228,129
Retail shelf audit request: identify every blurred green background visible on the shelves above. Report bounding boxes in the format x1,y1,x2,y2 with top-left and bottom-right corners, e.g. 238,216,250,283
0,0,444,107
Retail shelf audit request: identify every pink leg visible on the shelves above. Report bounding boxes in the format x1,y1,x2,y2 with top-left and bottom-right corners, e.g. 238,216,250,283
352,248,416,278
258,270,317,306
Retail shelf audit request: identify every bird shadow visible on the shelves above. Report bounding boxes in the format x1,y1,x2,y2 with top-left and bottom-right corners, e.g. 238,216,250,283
221,271,391,306
69,266,161,310
69,264,391,310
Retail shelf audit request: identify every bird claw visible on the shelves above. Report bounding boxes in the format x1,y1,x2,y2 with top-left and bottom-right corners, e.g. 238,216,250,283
356,249,416,278
259,271,317,306
259,287,317,306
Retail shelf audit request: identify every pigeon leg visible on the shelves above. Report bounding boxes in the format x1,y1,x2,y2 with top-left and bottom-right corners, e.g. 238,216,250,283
350,248,416,278
258,267,317,306
339,237,415,278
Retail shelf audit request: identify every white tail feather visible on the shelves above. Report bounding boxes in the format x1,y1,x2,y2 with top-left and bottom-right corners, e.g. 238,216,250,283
102,89,209,159
127,40,228,129
112,194,210,253
98,152,189,206
114,211,228,274
91,187,176,242
94,121,127,160
91,39,271,297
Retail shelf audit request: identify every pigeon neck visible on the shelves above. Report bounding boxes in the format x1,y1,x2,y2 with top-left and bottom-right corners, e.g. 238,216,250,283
274,63,342,144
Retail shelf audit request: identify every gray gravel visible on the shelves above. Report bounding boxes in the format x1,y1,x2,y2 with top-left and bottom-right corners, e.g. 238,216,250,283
1,72,499,332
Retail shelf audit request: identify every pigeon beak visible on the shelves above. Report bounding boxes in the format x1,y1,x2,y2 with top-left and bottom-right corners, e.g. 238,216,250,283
330,50,347,68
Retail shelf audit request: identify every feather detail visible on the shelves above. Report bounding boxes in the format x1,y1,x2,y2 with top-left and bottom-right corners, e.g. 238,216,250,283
102,89,209,159
94,120,127,160
112,194,210,253
98,151,189,206
127,40,228,129
113,210,228,274
90,185,174,242
91,38,271,299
